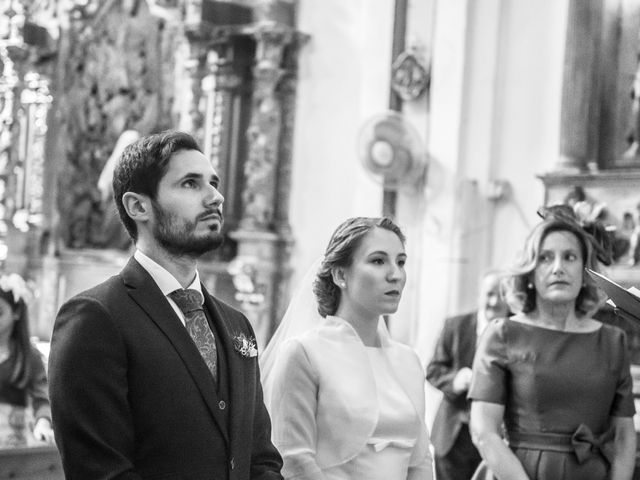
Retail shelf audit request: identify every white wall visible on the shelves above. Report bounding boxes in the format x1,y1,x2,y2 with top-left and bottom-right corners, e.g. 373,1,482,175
488,0,568,266
288,0,396,285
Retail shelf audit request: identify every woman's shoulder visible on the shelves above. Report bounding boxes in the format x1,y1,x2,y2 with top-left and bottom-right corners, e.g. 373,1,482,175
477,316,532,350
598,321,629,342
279,335,311,357
273,336,321,379
277,322,333,357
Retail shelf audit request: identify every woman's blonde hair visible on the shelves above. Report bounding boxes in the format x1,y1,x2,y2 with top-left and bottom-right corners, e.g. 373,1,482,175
502,217,605,316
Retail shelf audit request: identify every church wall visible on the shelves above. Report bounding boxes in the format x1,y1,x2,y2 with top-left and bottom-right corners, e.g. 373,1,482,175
389,0,435,350
411,0,478,426
287,0,394,287
487,0,568,269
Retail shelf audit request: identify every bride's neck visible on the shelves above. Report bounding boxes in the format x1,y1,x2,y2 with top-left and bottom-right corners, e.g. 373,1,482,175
335,305,380,347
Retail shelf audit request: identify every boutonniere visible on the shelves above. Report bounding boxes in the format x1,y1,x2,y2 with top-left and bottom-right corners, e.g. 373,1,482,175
232,333,258,358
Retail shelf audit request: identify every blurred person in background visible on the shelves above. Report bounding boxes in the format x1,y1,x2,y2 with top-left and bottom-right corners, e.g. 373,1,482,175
426,270,509,480
0,273,54,447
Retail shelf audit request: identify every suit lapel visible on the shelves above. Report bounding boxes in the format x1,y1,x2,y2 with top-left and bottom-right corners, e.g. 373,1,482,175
121,258,229,443
202,290,247,451
463,313,479,366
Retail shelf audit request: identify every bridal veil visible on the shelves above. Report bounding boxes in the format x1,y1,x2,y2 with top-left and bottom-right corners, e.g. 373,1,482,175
259,257,324,408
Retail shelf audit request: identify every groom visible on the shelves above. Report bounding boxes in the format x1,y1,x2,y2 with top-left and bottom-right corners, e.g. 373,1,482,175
48,131,283,479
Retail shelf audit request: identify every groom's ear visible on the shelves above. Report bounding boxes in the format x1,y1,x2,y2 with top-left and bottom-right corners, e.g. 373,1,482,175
122,192,151,221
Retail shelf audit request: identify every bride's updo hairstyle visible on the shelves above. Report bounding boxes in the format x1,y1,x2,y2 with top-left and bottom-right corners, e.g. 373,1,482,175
313,217,406,317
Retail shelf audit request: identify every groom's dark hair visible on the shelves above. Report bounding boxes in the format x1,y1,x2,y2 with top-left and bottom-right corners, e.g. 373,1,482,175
113,130,202,241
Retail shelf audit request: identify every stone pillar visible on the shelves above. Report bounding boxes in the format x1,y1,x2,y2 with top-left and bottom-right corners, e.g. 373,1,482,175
557,0,603,172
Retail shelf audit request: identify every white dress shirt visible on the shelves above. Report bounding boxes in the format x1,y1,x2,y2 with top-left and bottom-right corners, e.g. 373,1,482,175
134,249,203,326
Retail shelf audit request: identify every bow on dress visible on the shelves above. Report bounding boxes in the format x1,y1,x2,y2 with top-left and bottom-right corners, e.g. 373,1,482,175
571,423,614,464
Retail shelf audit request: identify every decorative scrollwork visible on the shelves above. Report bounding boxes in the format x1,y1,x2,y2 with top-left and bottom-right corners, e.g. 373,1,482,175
391,47,430,102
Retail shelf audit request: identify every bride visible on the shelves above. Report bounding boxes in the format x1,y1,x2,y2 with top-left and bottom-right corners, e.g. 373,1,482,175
260,217,434,480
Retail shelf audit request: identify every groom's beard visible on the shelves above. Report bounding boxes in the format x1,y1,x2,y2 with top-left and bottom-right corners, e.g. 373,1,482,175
151,201,224,257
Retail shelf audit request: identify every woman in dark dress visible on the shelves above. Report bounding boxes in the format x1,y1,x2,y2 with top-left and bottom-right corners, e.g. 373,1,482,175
469,217,636,479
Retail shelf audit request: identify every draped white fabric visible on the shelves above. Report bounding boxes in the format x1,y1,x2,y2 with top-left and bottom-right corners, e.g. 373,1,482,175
259,257,324,410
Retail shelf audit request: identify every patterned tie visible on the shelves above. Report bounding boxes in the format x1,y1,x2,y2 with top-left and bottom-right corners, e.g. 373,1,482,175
169,289,218,383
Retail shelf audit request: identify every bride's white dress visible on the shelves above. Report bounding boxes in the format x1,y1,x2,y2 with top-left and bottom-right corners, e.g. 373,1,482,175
322,346,420,480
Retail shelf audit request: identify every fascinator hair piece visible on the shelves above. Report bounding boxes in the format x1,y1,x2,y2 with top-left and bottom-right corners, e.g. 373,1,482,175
536,204,615,266
0,273,31,304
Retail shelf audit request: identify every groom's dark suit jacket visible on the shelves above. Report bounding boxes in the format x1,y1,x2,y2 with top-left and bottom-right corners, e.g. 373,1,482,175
49,258,282,480
426,312,478,457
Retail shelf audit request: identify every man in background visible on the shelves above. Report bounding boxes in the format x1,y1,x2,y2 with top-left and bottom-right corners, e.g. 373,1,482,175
426,271,509,480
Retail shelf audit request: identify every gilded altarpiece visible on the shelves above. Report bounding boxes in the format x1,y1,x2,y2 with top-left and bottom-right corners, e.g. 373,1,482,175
0,1,58,340
2,0,306,348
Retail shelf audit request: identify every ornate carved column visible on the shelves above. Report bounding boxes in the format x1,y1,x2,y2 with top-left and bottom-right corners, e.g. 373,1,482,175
183,40,209,144
182,1,307,345
239,24,287,231
228,20,304,347
230,24,290,345
274,36,305,238
557,0,603,172
203,40,246,235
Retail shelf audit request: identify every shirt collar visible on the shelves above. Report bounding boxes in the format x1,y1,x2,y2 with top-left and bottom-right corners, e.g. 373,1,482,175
134,249,203,304
476,310,488,337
